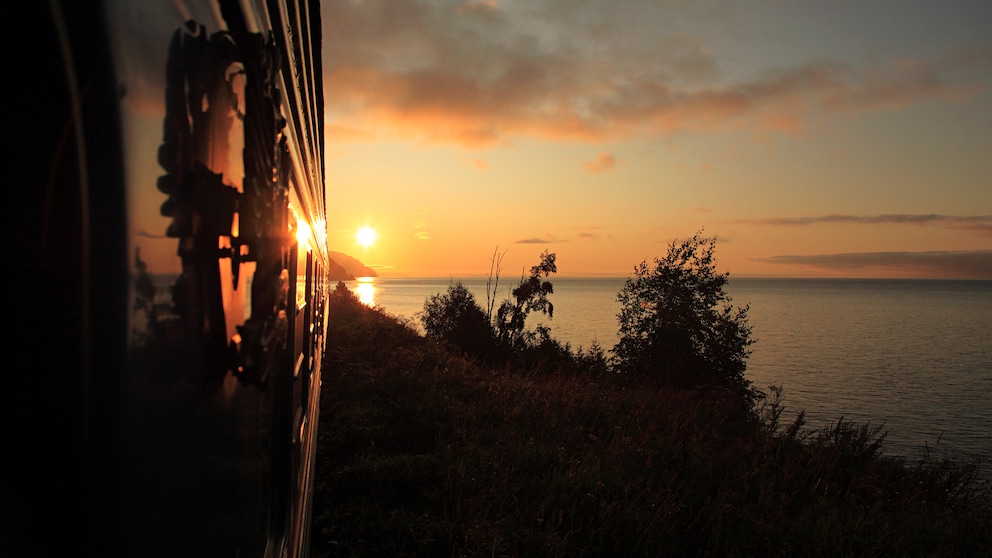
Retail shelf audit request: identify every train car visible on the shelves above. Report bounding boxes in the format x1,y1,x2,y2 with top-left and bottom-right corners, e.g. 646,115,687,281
8,1,328,556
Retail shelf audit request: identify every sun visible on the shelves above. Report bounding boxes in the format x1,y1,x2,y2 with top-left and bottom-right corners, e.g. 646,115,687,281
356,226,377,248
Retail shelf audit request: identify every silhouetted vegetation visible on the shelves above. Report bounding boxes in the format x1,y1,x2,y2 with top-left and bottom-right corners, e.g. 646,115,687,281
418,250,568,369
312,282,991,557
494,250,558,350
420,281,497,361
612,230,755,397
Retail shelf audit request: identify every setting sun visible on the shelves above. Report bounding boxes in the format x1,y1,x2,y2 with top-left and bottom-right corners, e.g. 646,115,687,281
356,226,377,248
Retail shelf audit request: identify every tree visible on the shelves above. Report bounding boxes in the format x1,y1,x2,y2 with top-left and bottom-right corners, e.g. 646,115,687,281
329,280,364,322
418,251,560,366
611,231,754,395
418,281,495,359
495,250,557,350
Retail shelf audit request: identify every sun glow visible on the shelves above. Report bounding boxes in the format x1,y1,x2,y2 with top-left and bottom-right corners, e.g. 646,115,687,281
356,226,377,248
355,276,375,306
295,218,312,249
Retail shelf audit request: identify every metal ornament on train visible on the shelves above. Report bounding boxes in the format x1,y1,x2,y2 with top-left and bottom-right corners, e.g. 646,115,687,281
154,18,293,386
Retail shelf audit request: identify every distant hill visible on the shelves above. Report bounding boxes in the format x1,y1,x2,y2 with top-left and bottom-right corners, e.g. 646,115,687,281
329,251,378,280
327,258,353,281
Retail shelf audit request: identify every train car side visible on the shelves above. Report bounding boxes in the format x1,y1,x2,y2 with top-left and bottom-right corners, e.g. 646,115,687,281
8,2,328,557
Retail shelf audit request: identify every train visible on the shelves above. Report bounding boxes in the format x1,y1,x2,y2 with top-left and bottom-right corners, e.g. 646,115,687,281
8,1,329,556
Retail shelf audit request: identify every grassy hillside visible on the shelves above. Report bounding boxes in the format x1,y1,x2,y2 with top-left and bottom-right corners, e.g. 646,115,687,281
310,283,990,557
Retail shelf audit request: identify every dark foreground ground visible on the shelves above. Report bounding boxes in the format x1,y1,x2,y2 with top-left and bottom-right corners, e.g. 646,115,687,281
310,286,991,557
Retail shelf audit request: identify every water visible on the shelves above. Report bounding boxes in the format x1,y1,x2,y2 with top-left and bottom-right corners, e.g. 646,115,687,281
342,276,992,462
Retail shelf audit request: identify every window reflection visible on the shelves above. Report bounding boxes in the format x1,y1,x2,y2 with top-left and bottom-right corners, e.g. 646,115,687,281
355,277,375,307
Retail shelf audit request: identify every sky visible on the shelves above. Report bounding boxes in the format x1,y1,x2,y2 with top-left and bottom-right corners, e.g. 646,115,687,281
318,0,992,279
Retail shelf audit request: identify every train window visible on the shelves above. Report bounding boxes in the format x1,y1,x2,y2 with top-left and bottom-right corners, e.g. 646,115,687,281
294,236,311,378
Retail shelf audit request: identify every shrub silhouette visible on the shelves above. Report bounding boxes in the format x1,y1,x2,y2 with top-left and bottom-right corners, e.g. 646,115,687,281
419,282,496,361
419,251,560,367
612,230,755,396
494,250,557,351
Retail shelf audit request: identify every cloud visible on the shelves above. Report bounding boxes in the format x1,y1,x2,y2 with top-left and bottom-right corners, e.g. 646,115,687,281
514,233,566,244
584,153,616,174
413,218,431,240
459,0,499,12
756,250,992,279
515,238,553,244
473,157,490,169
326,124,376,142
821,49,992,112
573,225,608,240
321,1,992,147
737,214,992,236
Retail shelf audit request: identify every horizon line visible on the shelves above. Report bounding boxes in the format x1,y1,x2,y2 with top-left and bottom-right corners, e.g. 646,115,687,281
351,273,992,281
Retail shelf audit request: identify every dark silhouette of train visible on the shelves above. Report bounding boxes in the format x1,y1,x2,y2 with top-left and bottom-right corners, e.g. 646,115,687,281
8,1,329,556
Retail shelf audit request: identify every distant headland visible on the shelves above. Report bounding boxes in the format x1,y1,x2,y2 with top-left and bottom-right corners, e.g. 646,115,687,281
328,251,377,280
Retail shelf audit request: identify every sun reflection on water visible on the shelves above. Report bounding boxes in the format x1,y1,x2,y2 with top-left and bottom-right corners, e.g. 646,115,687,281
355,276,376,307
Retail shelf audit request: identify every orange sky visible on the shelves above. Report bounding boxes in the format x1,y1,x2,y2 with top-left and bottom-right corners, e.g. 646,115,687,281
317,0,991,279
101,1,991,280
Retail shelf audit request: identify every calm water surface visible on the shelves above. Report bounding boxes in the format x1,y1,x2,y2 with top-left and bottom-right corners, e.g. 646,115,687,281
346,276,992,462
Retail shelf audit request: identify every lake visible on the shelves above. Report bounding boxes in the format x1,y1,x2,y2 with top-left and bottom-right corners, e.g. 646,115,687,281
343,275,992,463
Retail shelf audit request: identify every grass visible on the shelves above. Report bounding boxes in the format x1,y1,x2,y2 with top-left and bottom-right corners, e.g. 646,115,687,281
310,284,991,557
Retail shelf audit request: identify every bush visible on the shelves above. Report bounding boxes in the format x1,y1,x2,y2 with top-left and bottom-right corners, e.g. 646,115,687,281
418,281,496,361
611,231,755,396
419,251,563,368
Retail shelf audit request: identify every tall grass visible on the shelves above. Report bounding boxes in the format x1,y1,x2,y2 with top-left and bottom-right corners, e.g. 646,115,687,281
311,284,991,557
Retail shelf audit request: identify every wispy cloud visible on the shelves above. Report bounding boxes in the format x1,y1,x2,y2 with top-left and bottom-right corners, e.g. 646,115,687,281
756,250,992,279
584,153,616,174
458,0,499,12
515,238,553,244
514,233,567,244
737,214,992,236
571,225,609,241
321,1,992,147
413,218,431,240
